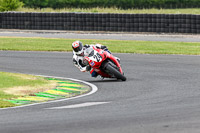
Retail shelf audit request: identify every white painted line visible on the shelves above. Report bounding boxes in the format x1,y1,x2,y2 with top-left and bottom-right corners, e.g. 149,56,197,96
0,75,98,110
47,102,110,109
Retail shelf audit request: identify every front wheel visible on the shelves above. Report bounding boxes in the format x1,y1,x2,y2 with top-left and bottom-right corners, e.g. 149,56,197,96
105,64,126,81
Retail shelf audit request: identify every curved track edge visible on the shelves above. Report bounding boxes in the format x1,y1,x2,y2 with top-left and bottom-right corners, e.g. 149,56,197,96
0,75,98,110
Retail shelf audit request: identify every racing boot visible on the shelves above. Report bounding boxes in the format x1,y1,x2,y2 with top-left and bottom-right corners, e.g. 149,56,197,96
91,70,99,78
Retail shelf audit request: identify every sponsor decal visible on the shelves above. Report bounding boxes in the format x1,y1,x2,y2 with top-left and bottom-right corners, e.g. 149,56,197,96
90,61,95,66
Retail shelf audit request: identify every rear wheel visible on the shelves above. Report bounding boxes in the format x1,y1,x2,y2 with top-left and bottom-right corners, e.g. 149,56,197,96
105,64,126,81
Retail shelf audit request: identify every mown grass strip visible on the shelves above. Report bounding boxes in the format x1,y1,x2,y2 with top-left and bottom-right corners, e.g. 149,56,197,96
53,88,80,94
6,99,33,105
0,37,200,55
58,86,88,90
39,92,65,98
58,82,80,85
57,87,85,92
59,84,84,87
15,96,50,101
34,93,57,99
54,89,80,94
18,7,200,15
45,90,71,96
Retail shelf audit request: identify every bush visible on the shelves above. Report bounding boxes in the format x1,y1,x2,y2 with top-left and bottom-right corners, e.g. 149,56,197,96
21,0,48,9
0,0,23,11
20,0,200,9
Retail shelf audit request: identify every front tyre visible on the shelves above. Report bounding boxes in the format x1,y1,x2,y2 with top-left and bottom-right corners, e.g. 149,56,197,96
105,64,126,81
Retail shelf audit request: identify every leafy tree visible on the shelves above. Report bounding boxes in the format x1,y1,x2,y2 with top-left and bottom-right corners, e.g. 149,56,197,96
18,0,200,9
21,0,48,8
0,0,23,11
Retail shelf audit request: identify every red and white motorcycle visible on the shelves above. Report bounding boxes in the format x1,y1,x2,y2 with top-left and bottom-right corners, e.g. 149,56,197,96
84,46,126,81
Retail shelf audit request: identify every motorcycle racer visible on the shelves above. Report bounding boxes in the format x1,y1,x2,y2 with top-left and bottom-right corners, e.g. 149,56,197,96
72,40,120,77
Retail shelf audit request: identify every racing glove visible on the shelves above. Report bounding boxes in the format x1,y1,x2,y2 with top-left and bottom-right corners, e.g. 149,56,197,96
86,65,91,71
95,44,107,50
73,58,78,65
84,44,90,48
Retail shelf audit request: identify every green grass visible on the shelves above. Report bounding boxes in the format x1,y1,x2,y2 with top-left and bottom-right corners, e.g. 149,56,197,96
0,72,54,108
0,37,200,55
0,72,47,89
17,7,200,14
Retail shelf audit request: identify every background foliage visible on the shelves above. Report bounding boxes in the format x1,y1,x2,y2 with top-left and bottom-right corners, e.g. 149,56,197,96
20,0,200,9
0,0,23,11
1,0,200,11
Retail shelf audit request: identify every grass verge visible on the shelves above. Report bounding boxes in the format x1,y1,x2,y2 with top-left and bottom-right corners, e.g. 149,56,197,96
0,37,200,55
17,7,200,14
0,72,58,108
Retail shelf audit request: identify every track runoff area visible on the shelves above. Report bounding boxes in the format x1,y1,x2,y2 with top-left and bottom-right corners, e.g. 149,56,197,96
2,75,98,109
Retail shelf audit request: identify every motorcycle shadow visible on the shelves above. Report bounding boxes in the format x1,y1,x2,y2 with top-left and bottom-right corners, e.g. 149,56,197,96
87,78,123,83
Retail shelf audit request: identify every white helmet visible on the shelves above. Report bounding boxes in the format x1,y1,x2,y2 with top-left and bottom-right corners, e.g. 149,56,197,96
72,41,84,56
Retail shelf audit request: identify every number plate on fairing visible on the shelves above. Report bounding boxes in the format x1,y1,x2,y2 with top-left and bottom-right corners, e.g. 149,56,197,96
89,50,103,62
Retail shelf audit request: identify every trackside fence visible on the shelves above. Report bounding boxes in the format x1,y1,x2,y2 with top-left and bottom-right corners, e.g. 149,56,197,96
0,12,200,34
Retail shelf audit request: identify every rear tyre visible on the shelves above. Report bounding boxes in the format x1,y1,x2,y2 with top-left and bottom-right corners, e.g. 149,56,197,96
106,64,126,81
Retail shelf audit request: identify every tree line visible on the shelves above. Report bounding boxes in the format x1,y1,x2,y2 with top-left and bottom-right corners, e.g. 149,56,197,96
21,0,200,9
1,0,200,12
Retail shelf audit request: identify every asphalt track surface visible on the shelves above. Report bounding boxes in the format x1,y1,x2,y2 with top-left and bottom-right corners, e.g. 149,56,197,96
0,32,200,133
1,29,200,42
